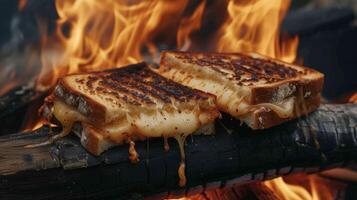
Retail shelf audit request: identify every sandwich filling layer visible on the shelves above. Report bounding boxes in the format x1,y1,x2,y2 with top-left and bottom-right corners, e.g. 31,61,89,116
52,98,215,144
159,66,296,119
40,63,220,187
158,51,324,129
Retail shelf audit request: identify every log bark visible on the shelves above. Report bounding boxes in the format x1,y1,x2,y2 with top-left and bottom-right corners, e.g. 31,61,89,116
0,84,43,133
0,84,40,119
0,104,356,200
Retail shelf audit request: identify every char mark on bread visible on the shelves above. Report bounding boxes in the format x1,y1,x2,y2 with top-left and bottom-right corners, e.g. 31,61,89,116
40,62,220,156
158,51,324,129
68,63,213,107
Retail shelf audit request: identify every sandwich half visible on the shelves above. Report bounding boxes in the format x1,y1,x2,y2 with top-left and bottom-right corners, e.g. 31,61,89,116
158,51,324,129
39,62,219,157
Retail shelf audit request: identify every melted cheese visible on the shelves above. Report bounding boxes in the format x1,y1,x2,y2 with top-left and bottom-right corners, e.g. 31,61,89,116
163,137,170,152
48,99,209,187
175,135,187,187
51,99,210,142
162,68,295,119
25,100,86,148
128,140,139,163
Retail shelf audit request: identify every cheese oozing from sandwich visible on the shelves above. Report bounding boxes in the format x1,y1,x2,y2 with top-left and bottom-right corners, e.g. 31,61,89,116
39,62,220,187
158,51,324,129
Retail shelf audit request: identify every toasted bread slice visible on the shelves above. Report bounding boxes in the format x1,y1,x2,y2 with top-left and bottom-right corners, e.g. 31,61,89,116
42,62,219,155
70,121,215,156
158,51,324,129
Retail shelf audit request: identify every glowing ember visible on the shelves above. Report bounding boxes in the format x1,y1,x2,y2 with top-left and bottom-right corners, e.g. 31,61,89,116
349,92,357,103
264,174,346,200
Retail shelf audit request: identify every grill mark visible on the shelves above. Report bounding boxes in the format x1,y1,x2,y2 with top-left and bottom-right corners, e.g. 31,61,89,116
231,60,264,82
123,75,174,103
97,63,211,105
142,69,196,100
143,68,209,101
86,76,98,89
97,86,140,106
174,52,300,85
237,55,297,78
98,78,153,105
108,74,172,104
81,76,142,106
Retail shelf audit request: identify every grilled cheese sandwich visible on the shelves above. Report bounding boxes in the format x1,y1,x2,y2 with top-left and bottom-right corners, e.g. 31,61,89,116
158,51,324,129
40,63,219,155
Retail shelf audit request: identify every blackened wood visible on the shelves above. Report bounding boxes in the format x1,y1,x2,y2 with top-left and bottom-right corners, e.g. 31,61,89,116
0,104,356,200
282,6,355,36
0,84,43,133
0,84,39,118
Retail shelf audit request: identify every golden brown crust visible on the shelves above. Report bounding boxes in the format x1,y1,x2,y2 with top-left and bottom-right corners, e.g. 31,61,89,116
102,63,215,104
250,76,324,104
244,94,321,129
54,62,217,124
80,123,103,156
159,51,324,129
160,51,324,105
55,79,107,123
79,123,119,156
161,51,318,84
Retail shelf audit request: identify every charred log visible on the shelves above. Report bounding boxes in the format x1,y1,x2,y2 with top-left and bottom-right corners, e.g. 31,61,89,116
0,84,43,133
0,104,356,200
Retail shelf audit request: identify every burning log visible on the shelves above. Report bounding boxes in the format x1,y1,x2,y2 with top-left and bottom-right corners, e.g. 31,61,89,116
0,104,356,199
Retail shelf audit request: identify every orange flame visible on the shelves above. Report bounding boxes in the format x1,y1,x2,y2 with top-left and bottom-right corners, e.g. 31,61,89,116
216,0,298,63
349,92,357,103
12,2,341,200
177,0,206,51
36,0,193,90
21,1,298,129
264,174,345,200
35,0,297,91
18,0,27,11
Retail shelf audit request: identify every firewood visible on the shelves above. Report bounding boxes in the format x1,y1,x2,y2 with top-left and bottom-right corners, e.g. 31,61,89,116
0,84,43,133
0,104,356,200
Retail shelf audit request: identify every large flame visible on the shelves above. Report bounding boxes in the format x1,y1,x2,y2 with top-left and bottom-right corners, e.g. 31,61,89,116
8,1,343,199
37,0,190,90
216,0,298,63
35,0,297,91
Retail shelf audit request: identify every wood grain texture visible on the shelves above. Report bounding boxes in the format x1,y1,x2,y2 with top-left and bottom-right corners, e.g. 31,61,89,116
0,104,356,200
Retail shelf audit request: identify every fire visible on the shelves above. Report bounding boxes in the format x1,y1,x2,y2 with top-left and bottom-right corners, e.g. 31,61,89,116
18,0,27,11
22,0,297,131
4,1,342,199
216,0,298,63
35,0,297,91
177,0,206,51
264,174,345,200
36,0,192,91
349,92,357,103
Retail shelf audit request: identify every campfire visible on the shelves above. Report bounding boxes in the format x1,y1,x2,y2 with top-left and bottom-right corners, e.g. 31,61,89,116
0,0,356,200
